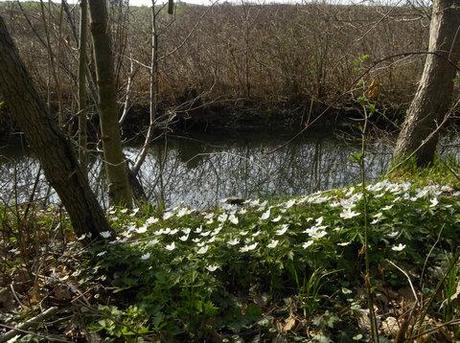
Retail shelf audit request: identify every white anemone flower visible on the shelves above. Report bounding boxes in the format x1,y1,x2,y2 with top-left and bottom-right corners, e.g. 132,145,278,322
259,200,268,209
249,199,260,207
387,231,399,238
206,265,220,272
146,217,159,225
272,215,282,223
391,243,406,251
177,207,191,217
227,238,240,246
204,213,214,220
267,239,279,248
229,214,239,225
212,227,223,236
302,241,314,249
240,242,258,252
207,236,216,244
276,224,289,236
260,208,271,220
135,225,148,234
430,198,439,208
197,245,209,254
147,239,159,246
100,231,112,239
179,234,189,241
310,230,327,239
284,199,296,209
218,213,228,223
163,212,174,220
140,253,151,260
165,242,176,251
340,208,360,219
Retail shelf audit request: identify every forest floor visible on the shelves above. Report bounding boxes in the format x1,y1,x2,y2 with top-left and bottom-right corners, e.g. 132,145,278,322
1,162,460,342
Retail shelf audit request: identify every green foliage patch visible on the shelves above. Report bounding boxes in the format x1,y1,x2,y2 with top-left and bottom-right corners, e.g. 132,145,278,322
83,179,460,341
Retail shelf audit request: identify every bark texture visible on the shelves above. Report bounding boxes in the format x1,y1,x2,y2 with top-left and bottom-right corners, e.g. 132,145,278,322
0,16,111,238
393,0,460,165
88,0,133,207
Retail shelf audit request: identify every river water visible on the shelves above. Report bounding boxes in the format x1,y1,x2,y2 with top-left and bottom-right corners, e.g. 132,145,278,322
4,130,454,209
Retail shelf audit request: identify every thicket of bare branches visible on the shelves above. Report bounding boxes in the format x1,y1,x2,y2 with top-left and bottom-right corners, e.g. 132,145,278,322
0,0,432,125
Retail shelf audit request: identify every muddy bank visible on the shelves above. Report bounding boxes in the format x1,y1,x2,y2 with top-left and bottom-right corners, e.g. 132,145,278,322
0,99,405,144
121,99,405,136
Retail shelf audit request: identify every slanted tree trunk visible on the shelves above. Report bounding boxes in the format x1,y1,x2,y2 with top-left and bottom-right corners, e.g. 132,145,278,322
78,0,89,173
393,0,460,166
88,0,133,207
0,16,111,238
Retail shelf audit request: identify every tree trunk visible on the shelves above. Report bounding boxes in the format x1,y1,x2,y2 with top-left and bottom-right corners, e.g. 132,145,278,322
78,0,89,173
393,0,460,166
0,16,111,238
88,0,133,207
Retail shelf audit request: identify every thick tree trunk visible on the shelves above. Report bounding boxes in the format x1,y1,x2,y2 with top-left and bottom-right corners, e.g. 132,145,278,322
88,0,133,207
0,16,111,238
78,0,89,173
393,0,460,166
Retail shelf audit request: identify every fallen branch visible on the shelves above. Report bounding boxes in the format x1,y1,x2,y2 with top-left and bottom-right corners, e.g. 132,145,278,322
0,306,59,343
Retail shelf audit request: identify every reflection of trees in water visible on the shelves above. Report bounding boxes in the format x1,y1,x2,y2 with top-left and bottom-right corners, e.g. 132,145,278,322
136,136,393,208
1,135,395,209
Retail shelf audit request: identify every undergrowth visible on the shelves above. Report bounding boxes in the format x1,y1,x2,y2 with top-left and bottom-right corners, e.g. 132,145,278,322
1,166,460,341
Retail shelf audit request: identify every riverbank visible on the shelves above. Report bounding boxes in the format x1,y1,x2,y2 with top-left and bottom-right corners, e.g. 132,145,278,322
0,98,405,144
1,164,460,341
0,0,433,139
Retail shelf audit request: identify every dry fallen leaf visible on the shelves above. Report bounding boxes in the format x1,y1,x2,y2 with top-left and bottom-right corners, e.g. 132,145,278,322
282,315,296,332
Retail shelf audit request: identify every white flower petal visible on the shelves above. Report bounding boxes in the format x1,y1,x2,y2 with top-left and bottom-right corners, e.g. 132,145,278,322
100,231,111,238
271,215,282,223
165,242,176,251
206,264,219,272
391,243,406,251
260,208,271,220
197,245,209,254
267,239,279,248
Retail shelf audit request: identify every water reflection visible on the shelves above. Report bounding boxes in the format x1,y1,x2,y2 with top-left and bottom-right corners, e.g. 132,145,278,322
1,132,396,209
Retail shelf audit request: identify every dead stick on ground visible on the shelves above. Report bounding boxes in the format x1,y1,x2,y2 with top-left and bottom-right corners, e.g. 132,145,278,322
0,306,59,342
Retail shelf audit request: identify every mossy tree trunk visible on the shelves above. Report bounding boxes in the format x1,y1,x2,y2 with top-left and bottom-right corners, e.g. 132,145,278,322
0,16,112,238
393,0,460,166
88,0,133,207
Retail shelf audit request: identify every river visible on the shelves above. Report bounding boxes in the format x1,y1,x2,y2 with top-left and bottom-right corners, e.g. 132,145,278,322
0,130,437,209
